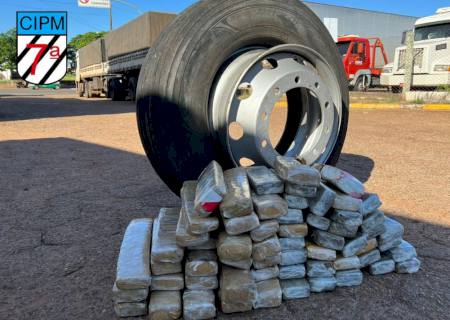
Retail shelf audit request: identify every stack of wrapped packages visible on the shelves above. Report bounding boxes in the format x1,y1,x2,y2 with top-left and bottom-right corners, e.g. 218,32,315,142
113,157,420,318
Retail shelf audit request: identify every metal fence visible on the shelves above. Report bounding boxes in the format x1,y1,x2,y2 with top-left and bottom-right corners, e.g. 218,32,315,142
402,31,450,102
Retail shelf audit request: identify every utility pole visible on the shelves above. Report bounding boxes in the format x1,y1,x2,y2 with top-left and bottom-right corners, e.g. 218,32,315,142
78,0,114,30
109,1,113,31
78,0,142,32
108,0,143,31
403,30,414,93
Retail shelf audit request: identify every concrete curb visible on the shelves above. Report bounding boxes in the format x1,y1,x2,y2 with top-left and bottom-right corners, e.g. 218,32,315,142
351,103,450,110
422,104,450,111
350,103,401,110
275,102,450,111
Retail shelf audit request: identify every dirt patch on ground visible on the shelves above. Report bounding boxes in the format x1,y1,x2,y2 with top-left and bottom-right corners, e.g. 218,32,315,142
0,91,449,319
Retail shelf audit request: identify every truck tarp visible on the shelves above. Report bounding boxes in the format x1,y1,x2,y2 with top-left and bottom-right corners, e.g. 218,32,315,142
79,38,104,69
104,12,176,60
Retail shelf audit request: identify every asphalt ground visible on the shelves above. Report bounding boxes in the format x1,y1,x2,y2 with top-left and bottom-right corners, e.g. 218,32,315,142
1,89,449,319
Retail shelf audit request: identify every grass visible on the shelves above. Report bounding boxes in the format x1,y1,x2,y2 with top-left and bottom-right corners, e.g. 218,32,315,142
63,73,76,81
349,91,403,104
436,84,450,93
412,98,425,104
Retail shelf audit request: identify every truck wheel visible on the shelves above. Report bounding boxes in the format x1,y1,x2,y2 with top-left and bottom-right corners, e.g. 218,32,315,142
84,81,91,98
137,0,349,194
110,79,125,101
87,81,93,98
128,77,138,101
77,82,84,97
353,77,367,92
391,86,402,94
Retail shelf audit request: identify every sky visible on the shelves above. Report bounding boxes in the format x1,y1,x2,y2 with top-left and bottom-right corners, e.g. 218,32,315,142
1,0,449,39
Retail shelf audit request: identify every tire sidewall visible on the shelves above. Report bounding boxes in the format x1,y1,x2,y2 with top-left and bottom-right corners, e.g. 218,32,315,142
137,0,349,192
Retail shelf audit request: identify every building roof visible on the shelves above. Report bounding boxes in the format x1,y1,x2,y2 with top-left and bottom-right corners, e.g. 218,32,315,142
304,1,418,19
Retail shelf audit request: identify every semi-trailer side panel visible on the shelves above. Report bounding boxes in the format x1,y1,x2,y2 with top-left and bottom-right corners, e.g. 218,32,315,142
79,38,104,69
76,12,176,100
104,12,175,60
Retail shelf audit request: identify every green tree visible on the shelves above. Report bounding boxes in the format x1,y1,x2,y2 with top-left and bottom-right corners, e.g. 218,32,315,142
0,28,17,71
67,31,107,73
68,31,107,50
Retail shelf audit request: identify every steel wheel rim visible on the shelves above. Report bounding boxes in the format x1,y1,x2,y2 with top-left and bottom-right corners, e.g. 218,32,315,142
211,44,343,168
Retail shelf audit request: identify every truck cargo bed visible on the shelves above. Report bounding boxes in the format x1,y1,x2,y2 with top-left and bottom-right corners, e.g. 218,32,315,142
78,12,176,78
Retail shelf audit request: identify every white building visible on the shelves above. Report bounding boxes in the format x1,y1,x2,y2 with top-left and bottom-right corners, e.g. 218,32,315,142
305,1,417,60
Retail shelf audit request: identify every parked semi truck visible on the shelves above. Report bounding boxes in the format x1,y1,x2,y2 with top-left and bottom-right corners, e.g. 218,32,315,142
76,12,176,100
381,8,450,91
337,36,389,91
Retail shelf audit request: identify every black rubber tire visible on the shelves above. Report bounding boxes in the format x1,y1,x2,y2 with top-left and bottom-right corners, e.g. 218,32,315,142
88,83,93,98
77,82,84,97
353,77,366,92
128,77,138,101
137,0,349,194
391,86,402,94
83,81,90,98
110,79,125,101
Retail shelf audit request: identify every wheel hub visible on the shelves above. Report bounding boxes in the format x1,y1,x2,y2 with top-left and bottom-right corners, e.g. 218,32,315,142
212,44,342,168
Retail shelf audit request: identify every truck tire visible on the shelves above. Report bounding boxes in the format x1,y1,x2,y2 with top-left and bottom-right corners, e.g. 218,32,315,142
87,81,93,98
128,77,138,101
84,81,91,98
353,77,367,92
77,82,84,97
391,86,402,94
110,79,125,101
137,0,349,194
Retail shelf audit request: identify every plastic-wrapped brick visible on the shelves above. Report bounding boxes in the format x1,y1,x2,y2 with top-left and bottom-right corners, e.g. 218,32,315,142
151,208,184,264
220,168,253,218
194,161,227,216
320,165,365,199
115,218,152,290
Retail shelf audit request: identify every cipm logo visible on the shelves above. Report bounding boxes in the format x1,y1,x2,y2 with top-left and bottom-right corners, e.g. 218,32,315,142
16,12,68,85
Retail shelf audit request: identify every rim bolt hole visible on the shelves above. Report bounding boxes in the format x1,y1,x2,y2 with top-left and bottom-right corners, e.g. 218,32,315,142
261,58,278,69
261,140,268,148
229,122,244,141
261,112,268,120
236,83,253,100
315,82,320,89
295,76,300,83
325,101,330,108
239,157,255,167
274,87,281,96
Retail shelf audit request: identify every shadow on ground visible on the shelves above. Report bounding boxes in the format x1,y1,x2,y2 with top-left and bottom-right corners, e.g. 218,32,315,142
337,153,375,183
0,97,135,121
0,138,448,320
0,94,45,97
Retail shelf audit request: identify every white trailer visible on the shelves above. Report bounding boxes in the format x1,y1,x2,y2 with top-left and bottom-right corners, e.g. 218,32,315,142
76,12,175,100
76,47,149,100
381,8,450,91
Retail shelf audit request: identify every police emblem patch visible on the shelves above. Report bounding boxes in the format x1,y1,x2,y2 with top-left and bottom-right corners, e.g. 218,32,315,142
16,12,68,85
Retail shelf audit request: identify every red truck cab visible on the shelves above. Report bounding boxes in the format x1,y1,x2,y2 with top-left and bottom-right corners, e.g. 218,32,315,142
337,36,388,90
